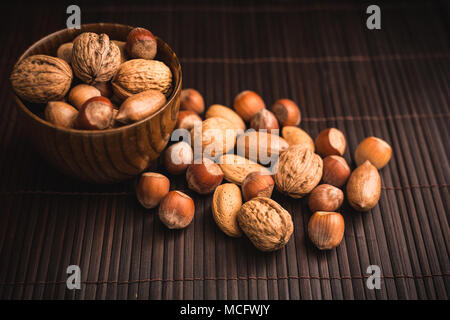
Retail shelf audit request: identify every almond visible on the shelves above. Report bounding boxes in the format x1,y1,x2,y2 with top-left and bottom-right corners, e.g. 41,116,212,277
218,154,270,185
212,183,243,237
281,126,315,152
236,131,289,164
346,160,381,211
205,104,246,132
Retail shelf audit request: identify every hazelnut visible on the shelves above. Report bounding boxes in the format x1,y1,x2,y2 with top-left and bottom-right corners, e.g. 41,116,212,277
241,171,274,202
308,211,345,250
354,136,392,169
308,184,344,212
68,84,101,110
44,101,78,128
249,109,279,133
112,40,129,63
233,90,266,122
163,141,193,175
158,191,195,229
76,96,114,130
56,43,73,64
176,110,202,131
126,27,157,60
322,155,351,187
315,128,346,157
93,82,113,98
346,160,381,212
136,172,170,209
270,99,301,126
180,89,205,114
186,158,224,194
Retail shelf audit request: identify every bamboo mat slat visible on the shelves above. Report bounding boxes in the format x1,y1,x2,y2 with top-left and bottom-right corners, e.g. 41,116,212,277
0,0,448,300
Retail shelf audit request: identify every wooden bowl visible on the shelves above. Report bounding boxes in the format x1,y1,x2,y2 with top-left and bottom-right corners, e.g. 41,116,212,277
12,23,182,184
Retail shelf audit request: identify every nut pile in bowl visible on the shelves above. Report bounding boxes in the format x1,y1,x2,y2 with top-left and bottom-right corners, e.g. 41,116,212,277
136,89,393,252
10,27,172,130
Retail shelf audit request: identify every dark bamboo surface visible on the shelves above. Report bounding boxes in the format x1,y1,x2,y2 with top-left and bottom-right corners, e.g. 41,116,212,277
0,0,448,299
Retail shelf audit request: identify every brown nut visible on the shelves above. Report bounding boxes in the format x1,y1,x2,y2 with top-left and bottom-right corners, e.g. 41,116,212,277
56,42,73,64
346,160,381,211
112,40,129,63
10,55,73,104
71,32,121,84
93,82,113,98
44,101,78,128
186,158,224,194
163,141,193,175
212,183,243,237
233,90,266,122
176,110,202,131
126,27,157,60
308,211,344,250
180,88,205,114
76,96,114,130
281,126,314,151
237,197,293,252
158,191,195,229
218,154,271,186
322,155,351,187
116,89,166,124
274,145,323,198
68,84,102,109
136,172,170,209
112,59,172,100
236,131,289,163
308,184,344,212
241,171,274,202
270,99,301,126
355,136,392,169
205,104,246,132
190,117,237,159
315,128,346,157
249,109,279,133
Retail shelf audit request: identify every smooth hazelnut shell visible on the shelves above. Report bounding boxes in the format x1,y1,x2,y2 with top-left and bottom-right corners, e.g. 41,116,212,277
249,109,279,134
56,43,73,64
93,82,113,98
180,88,205,114
308,211,345,250
270,99,301,126
136,172,170,209
126,27,157,60
158,191,195,229
76,96,114,130
346,160,381,212
315,128,347,157
308,184,344,212
322,155,351,187
241,171,275,202
68,84,101,109
44,101,78,128
176,110,202,131
233,90,266,122
163,141,193,175
354,136,392,169
186,158,224,194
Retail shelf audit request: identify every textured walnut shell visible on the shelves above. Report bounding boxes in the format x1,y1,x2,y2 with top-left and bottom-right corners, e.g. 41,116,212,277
238,197,293,252
274,144,323,198
10,55,73,103
111,59,172,100
71,32,121,84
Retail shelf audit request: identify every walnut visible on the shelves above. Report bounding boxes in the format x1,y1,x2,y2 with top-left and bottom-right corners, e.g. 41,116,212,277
274,144,323,198
237,197,293,251
10,54,73,103
111,59,172,100
71,32,121,84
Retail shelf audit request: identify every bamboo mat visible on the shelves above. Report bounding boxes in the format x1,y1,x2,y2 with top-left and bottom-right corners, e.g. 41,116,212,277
0,0,448,299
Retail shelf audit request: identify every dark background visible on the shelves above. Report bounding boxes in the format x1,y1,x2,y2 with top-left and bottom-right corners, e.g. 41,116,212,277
0,0,448,299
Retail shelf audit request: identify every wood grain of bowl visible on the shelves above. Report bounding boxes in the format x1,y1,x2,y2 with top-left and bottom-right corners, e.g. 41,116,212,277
11,23,182,184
